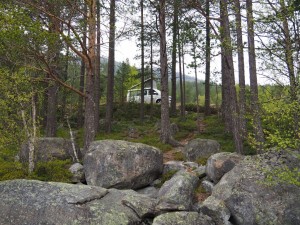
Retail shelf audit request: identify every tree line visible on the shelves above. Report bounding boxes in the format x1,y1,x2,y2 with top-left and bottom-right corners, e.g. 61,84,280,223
0,0,299,171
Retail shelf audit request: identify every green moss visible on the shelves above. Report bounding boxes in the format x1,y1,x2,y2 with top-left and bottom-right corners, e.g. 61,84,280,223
173,151,186,161
155,170,177,188
196,157,209,166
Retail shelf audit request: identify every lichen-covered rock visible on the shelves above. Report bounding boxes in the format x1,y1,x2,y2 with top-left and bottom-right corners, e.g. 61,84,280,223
84,140,163,189
136,186,159,199
69,163,85,183
152,211,214,225
202,180,214,194
183,139,221,162
121,190,158,218
211,149,300,225
0,179,146,225
156,171,199,211
20,137,81,163
206,152,243,184
200,196,231,225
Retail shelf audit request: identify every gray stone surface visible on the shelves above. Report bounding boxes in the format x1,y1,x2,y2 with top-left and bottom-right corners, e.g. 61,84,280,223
152,212,215,225
156,171,199,211
0,179,146,225
211,149,300,225
202,180,215,194
69,163,85,183
136,186,159,199
206,152,243,184
183,138,221,162
200,196,231,225
20,137,81,163
84,140,163,189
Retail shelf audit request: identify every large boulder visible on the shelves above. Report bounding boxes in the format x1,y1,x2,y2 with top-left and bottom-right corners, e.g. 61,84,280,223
0,179,154,225
84,140,163,189
19,137,81,163
153,211,215,225
200,196,232,225
206,152,243,184
183,138,221,162
156,171,199,211
211,149,300,225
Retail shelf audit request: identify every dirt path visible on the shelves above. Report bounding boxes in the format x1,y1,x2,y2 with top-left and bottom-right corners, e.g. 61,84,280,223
163,133,195,163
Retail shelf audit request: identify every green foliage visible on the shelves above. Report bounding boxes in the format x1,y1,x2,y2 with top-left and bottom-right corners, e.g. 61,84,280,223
0,69,32,155
265,166,300,187
199,115,235,153
196,157,209,166
30,160,73,183
260,99,300,149
0,160,27,181
114,60,139,103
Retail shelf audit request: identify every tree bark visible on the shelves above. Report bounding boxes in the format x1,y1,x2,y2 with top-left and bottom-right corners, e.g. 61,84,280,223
233,0,247,138
159,0,171,144
204,0,211,116
83,0,97,153
45,8,61,137
140,0,145,122
105,0,116,133
246,0,265,152
94,0,101,132
171,0,178,116
178,34,185,119
220,0,243,154
78,4,87,129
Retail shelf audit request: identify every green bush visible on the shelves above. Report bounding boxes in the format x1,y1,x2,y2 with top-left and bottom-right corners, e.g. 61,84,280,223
30,160,73,182
0,161,27,181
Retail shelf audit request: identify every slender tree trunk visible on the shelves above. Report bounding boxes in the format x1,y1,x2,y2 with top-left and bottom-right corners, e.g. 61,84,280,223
246,0,265,152
45,80,58,137
220,0,243,154
171,0,178,116
150,33,154,117
159,0,171,144
45,11,60,137
178,33,184,119
279,0,297,101
193,41,200,119
94,0,101,132
140,0,145,122
78,4,87,128
83,0,97,153
181,42,186,117
204,0,211,116
233,0,247,138
105,0,116,133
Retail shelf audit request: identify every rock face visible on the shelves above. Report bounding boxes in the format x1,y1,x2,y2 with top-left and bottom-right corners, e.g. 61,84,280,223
152,211,215,225
0,179,150,225
84,140,163,189
69,163,85,183
19,137,81,163
206,152,243,184
211,149,300,225
157,171,199,211
183,138,221,162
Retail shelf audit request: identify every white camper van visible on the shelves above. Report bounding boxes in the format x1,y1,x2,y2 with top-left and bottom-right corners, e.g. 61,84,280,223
127,88,162,104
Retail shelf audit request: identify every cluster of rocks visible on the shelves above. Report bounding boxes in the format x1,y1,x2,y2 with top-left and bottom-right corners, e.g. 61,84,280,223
2,138,299,225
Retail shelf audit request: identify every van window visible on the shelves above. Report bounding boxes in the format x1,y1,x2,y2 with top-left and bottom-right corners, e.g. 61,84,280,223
150,89,158,95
